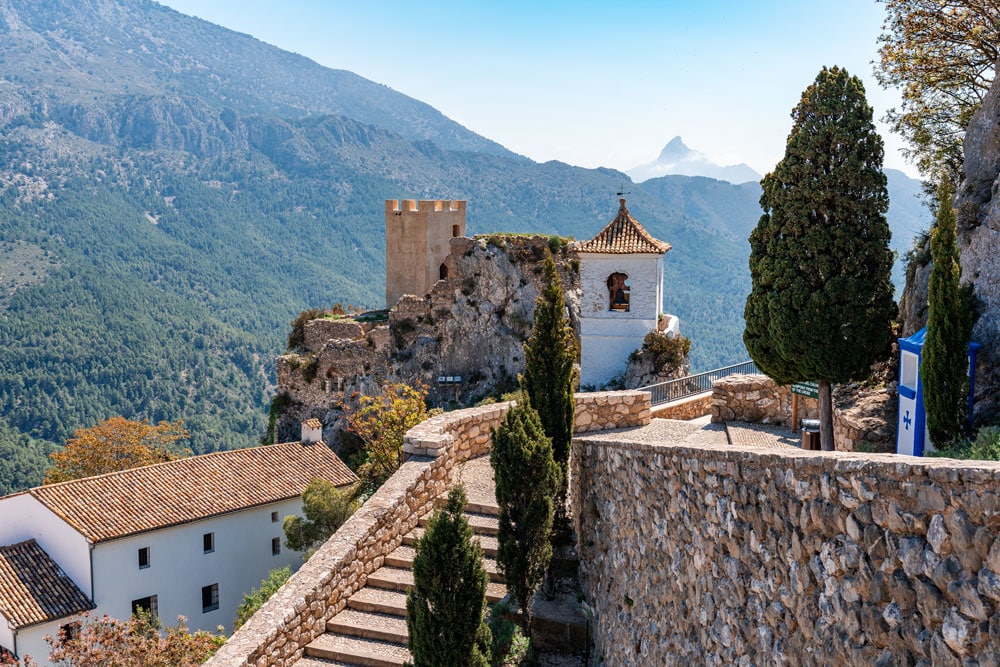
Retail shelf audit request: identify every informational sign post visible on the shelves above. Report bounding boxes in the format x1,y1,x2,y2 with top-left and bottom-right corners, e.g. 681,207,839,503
790,381,818,433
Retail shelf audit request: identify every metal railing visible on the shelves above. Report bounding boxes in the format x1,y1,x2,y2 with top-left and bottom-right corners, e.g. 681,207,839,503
640,360,761,405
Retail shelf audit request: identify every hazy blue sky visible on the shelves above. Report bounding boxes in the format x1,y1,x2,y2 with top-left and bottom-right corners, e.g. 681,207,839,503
158,0,915,178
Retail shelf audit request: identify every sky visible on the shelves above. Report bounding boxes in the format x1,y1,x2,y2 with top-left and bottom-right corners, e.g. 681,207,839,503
158,0,917,179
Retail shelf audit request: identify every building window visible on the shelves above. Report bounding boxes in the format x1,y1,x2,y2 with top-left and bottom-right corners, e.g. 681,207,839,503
439,263,449,280
131,595,158,620
203,532,215,554
202,584,219,613
272,537,281,556
452,224,460,237
271,511,279,523
60,621,81,641
137,547,150,570
607,273,630,312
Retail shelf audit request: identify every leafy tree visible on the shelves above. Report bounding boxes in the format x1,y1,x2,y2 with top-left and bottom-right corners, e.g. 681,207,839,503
744,66,896,451
233,566,292,630
922,179,976,445
876,0,997,178
40,612,224,667
490,399,561,624
406,486,491,667
345,381,438,492
283,478,359,556
522,257,577,481
0,420,55,495
44,417,190,484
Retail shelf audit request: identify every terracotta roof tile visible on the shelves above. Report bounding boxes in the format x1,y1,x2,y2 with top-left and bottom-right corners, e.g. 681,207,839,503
302,418,322,429
29,441,357,543
575,199,671,255
0,540,93,628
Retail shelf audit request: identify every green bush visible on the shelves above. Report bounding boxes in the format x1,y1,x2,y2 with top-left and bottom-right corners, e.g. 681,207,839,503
632,331,691,369
930,427,1000,461
234,566,292,630
287,308,325,351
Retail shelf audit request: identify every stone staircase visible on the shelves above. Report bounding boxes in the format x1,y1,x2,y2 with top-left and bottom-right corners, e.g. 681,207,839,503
297,500,505,667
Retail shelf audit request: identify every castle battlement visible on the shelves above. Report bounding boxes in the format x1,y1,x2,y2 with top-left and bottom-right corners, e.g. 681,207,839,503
385,199,466,215
384,198,467,307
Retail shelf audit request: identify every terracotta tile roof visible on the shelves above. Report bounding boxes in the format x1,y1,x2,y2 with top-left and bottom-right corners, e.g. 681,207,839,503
0,540,93,629
575,198,671,255
302,418,323,429
29,441,357,544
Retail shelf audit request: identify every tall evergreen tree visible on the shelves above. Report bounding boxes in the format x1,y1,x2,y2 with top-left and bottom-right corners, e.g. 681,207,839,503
744,66,896,451
490,399,562,624
523,257,577,478
922,179,975,445
406,486,490,667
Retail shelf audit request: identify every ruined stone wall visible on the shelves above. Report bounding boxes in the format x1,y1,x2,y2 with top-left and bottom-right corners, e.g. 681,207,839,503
208,391,651,667
571,437,1000,666
274,235,582,444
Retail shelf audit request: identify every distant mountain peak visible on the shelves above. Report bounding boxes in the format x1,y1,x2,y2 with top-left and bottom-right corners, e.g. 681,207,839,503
630,137,761,185
658,136,690,161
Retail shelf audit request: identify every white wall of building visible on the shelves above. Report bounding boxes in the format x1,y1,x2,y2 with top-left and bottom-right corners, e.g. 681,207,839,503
91,498,304,634
8,616,79,665
0,494,92,598
579,252,664,388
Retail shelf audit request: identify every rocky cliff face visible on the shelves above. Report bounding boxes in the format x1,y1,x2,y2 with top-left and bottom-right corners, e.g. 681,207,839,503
901,73,1000,423
274,235,582,444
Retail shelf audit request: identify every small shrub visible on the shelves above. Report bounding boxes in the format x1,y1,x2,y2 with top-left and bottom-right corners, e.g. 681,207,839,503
930,426,1000,461
634,331,691,369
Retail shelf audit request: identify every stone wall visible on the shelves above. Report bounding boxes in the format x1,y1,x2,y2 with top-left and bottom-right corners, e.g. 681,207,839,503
651,392,712,421
711,373,816,425
208,390,651,667
571,436,1000,666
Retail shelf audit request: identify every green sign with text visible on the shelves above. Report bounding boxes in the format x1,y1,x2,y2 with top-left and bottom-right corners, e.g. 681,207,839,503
791,381,818,399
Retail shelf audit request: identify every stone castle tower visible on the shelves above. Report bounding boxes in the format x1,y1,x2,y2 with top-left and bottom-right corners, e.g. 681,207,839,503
384,199,466,307
575,198,674,388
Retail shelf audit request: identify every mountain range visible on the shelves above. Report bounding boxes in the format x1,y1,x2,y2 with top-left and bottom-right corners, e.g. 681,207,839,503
0,0,930,494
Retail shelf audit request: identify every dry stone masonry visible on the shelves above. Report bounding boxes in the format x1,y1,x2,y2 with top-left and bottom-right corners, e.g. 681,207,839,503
571,435,1000,665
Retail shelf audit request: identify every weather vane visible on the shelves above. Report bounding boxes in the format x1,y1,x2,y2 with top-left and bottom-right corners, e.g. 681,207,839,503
616,185,631,200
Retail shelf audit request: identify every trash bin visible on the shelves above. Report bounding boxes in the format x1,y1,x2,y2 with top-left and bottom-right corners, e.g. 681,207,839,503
801,419,820,451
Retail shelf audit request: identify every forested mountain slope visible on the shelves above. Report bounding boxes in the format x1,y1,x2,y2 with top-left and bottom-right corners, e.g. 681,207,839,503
0,0,928,494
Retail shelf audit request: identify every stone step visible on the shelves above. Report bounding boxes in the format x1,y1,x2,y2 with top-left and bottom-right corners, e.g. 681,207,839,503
419,511,498,536
402,527,499,557
466,501,500,516
304,633,410,667
385,545,504,583
347,587,408,617
295,656,359,667
327,609,408,644
366,566,508,603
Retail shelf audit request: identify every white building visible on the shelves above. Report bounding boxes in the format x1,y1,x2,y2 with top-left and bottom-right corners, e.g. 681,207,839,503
0,434,356,665
576,198,676,388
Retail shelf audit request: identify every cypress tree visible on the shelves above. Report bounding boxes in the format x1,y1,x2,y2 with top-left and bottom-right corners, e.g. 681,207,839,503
922,179,975,445
406,486,491,667
523,257,577,477
744,66,896,451
490,399,562,624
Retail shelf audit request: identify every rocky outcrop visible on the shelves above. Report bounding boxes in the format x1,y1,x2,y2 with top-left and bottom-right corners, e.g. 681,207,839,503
274,235,582,444
902,72,1000,423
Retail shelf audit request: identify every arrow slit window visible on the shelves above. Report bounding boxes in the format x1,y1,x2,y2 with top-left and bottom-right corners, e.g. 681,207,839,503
608,273,630,312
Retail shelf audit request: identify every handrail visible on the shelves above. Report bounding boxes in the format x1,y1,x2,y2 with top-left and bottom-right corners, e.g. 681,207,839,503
640,360,761,405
